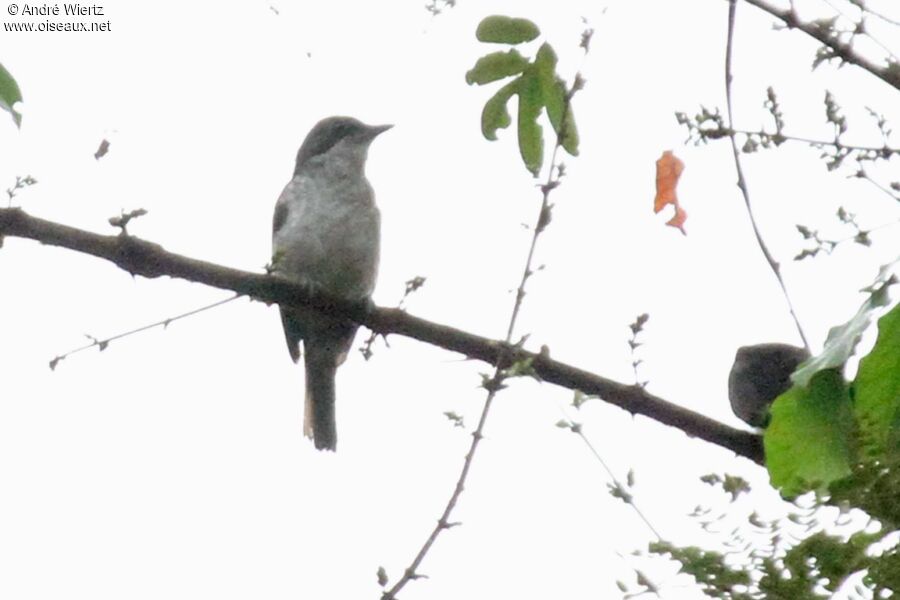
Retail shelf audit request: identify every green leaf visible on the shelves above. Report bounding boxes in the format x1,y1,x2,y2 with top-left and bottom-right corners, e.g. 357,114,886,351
783,531,876,593
534,44,558,85
480,80,518,141
516,67,543,176
853,303,900,456
792,280,893,387
465,49,530,86
534,43,579,156
475,15,540,44
765,369,854,497
534,43,562,123
648,541,752,592
0,63,23,128
559,107,579,157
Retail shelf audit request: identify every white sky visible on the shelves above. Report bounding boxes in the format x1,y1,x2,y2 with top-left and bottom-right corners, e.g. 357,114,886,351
1,1,898,598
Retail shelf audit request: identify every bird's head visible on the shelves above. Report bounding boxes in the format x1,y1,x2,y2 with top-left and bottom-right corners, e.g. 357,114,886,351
294,116,392,175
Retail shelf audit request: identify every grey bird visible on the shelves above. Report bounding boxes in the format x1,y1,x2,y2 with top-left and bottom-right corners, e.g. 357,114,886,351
728,343,810,428
272,116,390,451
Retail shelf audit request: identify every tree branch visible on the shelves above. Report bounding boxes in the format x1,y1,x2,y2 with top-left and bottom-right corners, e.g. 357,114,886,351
725,1,811,352
0,207,764,464
740,0,900,91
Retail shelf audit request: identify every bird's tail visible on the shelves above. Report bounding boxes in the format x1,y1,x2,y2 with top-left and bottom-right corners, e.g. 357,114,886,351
303,344,338,451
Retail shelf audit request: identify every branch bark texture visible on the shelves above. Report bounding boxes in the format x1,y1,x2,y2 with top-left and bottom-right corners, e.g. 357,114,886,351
0,207,764,464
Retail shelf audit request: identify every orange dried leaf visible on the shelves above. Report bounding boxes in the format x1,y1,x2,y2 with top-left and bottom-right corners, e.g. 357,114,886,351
654,150,687,235
667,206,688,234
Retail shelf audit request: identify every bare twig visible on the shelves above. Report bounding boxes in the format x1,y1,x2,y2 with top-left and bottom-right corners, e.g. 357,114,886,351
856,167,900,202
49,295,240,370
5,175,37,207
740,0,900,91
627,313,649,389
676,111,900,166
819,0,898,64
716,127,895,158
558,417,662,540
725,1,811,353
795,209,900,261
360,276,426,360
848,0,900,28
381,92,571,600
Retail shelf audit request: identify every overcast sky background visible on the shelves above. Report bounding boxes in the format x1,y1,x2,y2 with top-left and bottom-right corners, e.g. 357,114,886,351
1,0,898,598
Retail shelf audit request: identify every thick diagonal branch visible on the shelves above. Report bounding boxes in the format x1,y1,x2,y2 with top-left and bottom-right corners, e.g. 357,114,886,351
0,207,764,463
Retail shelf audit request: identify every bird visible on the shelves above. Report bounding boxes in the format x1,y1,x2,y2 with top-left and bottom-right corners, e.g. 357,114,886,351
728,343,810,428
272,116,390,451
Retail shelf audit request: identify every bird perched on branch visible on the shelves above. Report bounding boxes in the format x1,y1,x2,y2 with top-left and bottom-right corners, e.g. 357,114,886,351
728,343,810,428
272,116,391,451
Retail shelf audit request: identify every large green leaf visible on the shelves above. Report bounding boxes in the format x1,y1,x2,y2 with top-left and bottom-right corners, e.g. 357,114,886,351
465,50,529,85
0,63,22,128
516,67,543,176
765,369,854,497
475,16,540,44
480,80,518,141
792,279,893,387
853,303,900,455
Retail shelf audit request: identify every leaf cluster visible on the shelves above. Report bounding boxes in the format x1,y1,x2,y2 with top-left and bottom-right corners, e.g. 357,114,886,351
466,16,579,176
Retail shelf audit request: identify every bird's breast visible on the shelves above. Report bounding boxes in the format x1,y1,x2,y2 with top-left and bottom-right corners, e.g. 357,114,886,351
273,174,380,300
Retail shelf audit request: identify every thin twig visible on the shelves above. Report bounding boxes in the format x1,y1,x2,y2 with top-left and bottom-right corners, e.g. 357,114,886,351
819,0,898,63
677,112,900,160
726,0,811,353
360,276,426,360
382,102,570,600
740,0,900,91
726,128,897,157
856,168,900,202
49,295,240,370
571,423,662,541
848,0,900,28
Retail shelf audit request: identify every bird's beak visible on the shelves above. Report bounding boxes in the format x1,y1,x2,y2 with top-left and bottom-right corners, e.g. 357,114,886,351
367,124,393,138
